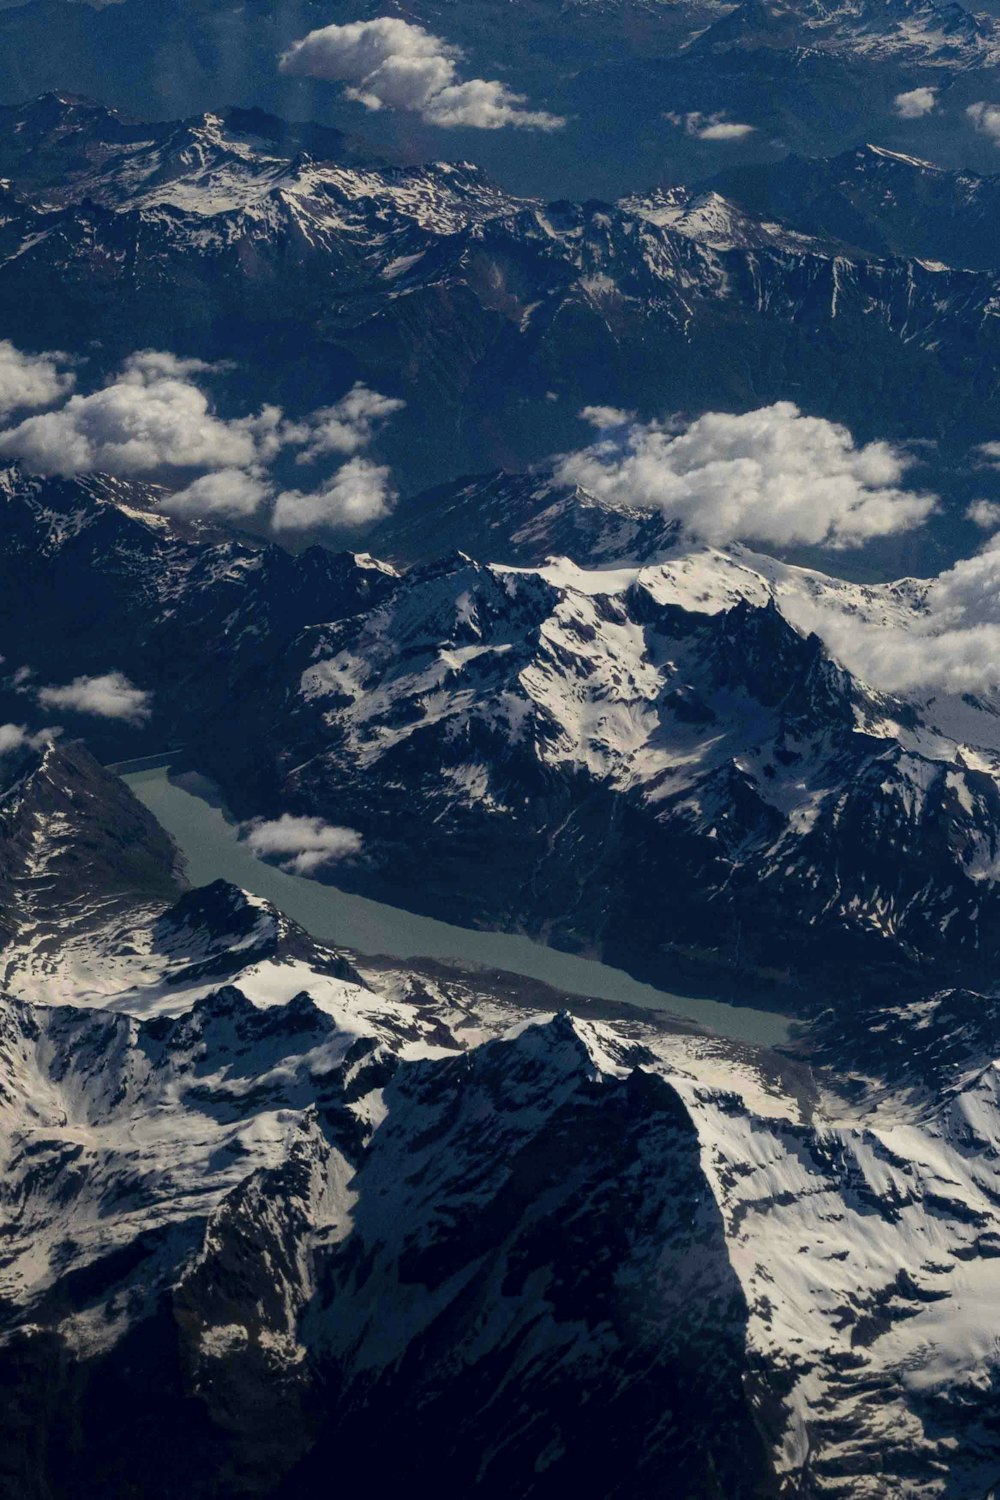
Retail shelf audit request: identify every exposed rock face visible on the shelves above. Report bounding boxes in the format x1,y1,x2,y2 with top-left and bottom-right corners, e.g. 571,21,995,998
8,54,1000,1497
185,545,1000,1002
0,467,397,747
706,143,1000,272
8,474,1000,1002
0,997,773,1500
3,729,1000,1497
2,98,1000,492
368,469,681,568
0,739,182,957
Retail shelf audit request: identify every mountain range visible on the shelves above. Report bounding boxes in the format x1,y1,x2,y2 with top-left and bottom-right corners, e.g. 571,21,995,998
5,735,1000,1496
2,93,1000,528
2,0,1000,1484
5,463,1000,1008
5,0,1000,196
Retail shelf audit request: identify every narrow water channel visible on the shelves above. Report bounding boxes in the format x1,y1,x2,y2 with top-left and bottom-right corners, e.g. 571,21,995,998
125,764,793,1047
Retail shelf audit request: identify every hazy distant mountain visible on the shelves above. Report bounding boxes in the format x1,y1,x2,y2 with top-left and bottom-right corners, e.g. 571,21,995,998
706,142,1000,270
3,0,1000,197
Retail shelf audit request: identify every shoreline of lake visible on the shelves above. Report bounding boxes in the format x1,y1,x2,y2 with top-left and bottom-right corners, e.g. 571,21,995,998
124,762,794,1048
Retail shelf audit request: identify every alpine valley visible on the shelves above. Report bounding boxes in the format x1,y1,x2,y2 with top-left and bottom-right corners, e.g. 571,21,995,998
5,0,1000,1493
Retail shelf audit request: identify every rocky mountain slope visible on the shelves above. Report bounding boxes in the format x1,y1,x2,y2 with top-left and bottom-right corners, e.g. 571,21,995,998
0,737,181,969
5,33,1000,1490
6,469,1000,1004
185,541,1000,1002
0,466,396,756
4,740,1000,1496
0,988,776,1500
368,469,681,567
0,736,776,1500
692,0,1000,66
706,142,1000,271
3,0,1000,195
3,96,1000,500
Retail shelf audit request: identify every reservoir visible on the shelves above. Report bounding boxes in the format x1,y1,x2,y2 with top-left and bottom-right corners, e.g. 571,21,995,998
125,764,793,1048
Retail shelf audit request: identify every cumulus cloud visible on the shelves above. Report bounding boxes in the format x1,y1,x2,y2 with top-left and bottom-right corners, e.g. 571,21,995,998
288,383,405,464
0,350,264,478
278,18,564,131
0,723,55,755
0,340,74,418
966,499,1000,530
243,813,362,875
580,405,635,430
967,102,1000,144
123,351,222,381
0,345,405,532
894,87,937,119
793,603,994,698
37,671,151,723
665,111,755,141
557,402,936,548
272,458,396,531
776,531,1000,696
161,468,272,519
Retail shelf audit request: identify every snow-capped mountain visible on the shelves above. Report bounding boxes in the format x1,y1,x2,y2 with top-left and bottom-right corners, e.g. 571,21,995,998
6,469,1000,1002
6,14,1000,1485
0,738,365,1008
368,469,682,567
0,737,181,973
6,738,1000,1496
0,981,775,1500
3,97,1000,498
692,0,1000,66
3,0,1000,197
0,730,775,1500
619,182,835,253
0,93,382,201
707,142,1000,271
181,541,1000,1002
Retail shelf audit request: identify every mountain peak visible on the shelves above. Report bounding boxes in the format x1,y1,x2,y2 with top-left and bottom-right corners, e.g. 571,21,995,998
857,142,940,170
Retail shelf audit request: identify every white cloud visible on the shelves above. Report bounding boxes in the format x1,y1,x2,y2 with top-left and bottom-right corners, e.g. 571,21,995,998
580,405,635,430
698,121,756,142
0,345,405,531
557,402,936,548
279,18,564,131
289,383,405,464
37,671,151,723
779,532,1000,696
243,813,362,874
0,723,55,755
894,87,937,120
968,102,1000,144
0,350,263,478
665,111,755,141
121,351,222,381
272,458,396,531
966,499,1000,530
0,340,74,418
0,722,28,755
793,601,999,698
161,468,271,519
